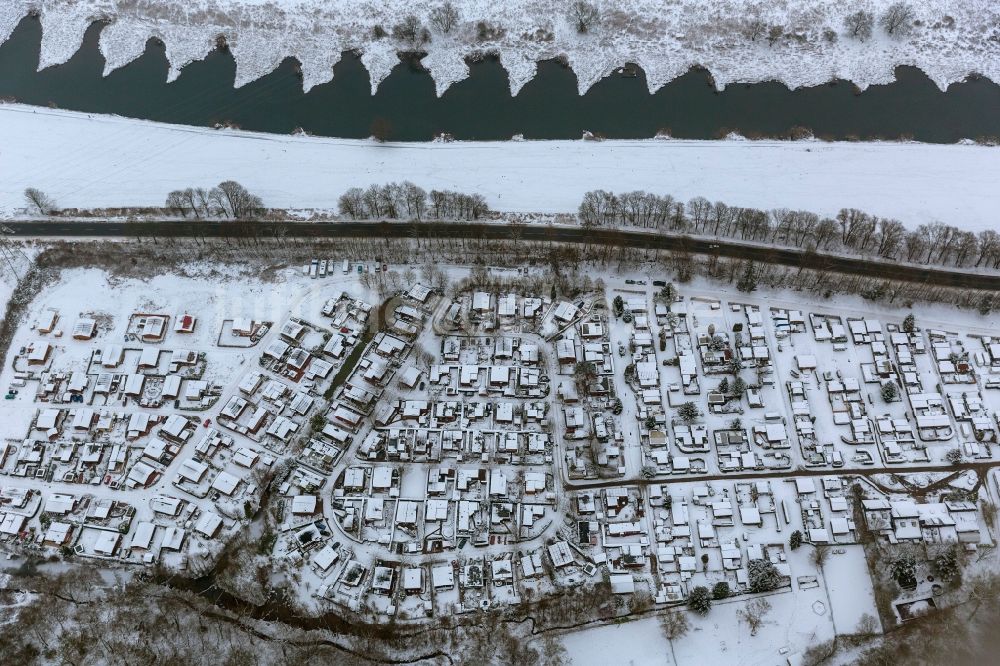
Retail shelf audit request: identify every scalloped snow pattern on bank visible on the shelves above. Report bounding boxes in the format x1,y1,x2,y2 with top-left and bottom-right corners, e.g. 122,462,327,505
1,1,998,97
2,104,999,231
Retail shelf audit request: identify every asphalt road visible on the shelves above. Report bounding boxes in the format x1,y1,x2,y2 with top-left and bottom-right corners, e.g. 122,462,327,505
4,219,997,290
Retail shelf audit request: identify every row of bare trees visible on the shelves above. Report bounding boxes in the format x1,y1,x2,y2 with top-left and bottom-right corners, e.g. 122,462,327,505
382,1,600,48
165,180,263,220
337,181,489,221
746,2,913,44
578,189,1000,269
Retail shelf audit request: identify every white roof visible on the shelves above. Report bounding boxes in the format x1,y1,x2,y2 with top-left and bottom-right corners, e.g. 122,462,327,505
194,512,223,538
609,573,636,594
0,513,25,535
127,461,157,487
93,530,120,556
403,567,422,590
162,414,189,439
313,544,340,571
138,347,159,367
472,291,492,311
431,564,455,588
292,495,318,514
178,458,208,483
123,373,145,396
212,471,240,496
46,493,75,515
553,300,577,321
161,526,185,550
44,521,72,544
162,374,182,398
151,495,181,515
233,447,259,468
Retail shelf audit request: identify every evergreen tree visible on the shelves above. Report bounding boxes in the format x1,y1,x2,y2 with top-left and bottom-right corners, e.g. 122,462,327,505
880,381,899,402
688,586,712,615
736,261,758,292
677,401,700,424
747,558,783,593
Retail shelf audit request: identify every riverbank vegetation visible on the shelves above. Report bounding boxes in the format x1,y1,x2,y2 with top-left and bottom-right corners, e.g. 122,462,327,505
578,189,1000,271
3,0,996,100
337,182,489,221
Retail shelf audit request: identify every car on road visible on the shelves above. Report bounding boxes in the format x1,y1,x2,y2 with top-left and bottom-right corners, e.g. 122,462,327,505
653,280,666,287
625,279,635,284
203,418,212,427
0,226,14,234
635,280,647,285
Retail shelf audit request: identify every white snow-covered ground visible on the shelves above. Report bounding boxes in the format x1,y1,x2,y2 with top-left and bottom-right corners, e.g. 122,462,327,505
562,569,837,666
3,105,1000,230
0,1,997,96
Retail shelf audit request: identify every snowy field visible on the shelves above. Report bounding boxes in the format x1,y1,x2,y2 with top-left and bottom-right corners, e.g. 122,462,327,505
562,561,836,666
0,1,996,96
3,105,1000,230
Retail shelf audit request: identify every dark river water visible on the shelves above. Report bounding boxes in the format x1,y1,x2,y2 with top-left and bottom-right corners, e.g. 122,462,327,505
1,15,998,142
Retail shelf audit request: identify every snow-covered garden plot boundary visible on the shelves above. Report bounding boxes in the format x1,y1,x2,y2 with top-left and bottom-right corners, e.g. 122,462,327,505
0,1,997,96
3,104,1000,231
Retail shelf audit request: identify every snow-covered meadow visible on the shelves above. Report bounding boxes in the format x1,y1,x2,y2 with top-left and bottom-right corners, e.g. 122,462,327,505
2,104,999,230
0,1,997,96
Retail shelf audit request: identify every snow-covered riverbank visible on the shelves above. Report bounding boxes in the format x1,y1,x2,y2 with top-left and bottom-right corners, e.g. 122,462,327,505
1,1,997,96
2,104,998,230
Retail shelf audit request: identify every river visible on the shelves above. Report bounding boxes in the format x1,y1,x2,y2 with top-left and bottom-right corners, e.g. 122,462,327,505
1,15,999,142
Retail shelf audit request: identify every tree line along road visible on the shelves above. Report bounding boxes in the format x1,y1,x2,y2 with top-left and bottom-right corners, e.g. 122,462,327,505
4,219,1000,291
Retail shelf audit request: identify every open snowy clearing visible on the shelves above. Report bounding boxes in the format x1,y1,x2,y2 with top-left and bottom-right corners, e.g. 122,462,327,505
562,552,836,666
2,105,1000,230
0,1,997,97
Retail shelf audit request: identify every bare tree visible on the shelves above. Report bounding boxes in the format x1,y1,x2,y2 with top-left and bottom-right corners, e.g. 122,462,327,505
810,543,832,570
767,24,784,46
213,180,263,220
880,2,914,36
401,181,427,221
165,190,188,216
429,2,460,34
338,187,367,219
24,187,56,215
844,10,874,40
855,612,881,636
659,610,690,664
744,16,767,42
193,187,213,216
569,1,600,34
393,14,430,45
737,597,772,636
